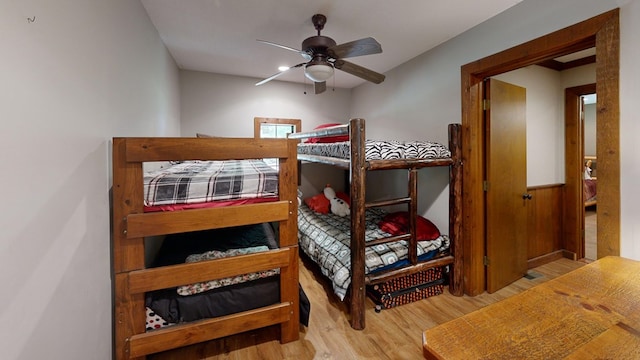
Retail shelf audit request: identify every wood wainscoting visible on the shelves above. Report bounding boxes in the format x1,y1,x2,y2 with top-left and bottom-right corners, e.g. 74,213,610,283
526,184,568,268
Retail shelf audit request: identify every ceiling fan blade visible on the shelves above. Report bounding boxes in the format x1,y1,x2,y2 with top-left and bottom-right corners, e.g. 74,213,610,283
328,37,382,59
333,59,385,84
255,63,306,86
257,39,312,60
314,81,326,94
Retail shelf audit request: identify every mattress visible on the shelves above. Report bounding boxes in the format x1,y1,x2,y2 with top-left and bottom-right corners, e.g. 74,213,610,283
143,159,279,209
297,140,451,160
297,203,450,300
145,223,310,329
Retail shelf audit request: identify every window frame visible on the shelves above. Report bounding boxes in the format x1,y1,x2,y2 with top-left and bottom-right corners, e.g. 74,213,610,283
254,117,301,139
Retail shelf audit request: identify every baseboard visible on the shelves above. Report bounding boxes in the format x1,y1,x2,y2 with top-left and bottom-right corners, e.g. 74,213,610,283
527,250,565,269
562,250,578,261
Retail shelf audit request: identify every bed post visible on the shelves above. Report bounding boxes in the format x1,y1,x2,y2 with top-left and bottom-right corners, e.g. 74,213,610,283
112,138,147,360
349,118,367,330
278,138,300,342
448,124,463,296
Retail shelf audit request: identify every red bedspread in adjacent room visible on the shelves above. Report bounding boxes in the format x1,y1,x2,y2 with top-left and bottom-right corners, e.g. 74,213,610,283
584,179,597,203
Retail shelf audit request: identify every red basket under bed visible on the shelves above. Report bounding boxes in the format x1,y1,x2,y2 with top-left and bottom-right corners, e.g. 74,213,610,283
367,267,447,310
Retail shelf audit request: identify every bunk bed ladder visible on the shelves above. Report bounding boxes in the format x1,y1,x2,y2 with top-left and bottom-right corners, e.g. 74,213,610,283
363,168,420,264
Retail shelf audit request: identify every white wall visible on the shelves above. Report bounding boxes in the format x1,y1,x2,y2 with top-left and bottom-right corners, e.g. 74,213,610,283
180,70,352,136
584,103,597,156
351,0,639,259
0,1,180,359
179,70,353,196
561,63,598,158
619,0,640,258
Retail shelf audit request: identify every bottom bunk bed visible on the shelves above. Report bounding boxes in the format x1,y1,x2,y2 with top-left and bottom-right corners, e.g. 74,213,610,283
298,204,450,303
145,223,310,331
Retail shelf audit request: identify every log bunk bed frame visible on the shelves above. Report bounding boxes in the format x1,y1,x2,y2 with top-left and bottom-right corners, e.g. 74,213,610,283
289,118,463,330
111,136,299,359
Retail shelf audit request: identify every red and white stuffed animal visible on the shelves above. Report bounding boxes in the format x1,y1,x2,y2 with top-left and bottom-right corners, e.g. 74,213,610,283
323,184,350,217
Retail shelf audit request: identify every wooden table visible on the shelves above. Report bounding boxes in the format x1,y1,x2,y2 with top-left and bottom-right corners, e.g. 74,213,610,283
423,256,640,359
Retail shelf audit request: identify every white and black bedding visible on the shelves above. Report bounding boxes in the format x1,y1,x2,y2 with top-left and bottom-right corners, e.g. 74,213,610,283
143,159,279,209
145,223,310,330
297,203,450,301
297,140,451,160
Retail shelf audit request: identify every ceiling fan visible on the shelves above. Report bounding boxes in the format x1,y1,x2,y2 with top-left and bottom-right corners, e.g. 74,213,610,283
255,14,385,94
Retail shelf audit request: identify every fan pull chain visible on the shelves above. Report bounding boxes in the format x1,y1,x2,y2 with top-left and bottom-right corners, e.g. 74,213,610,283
303,73,307,94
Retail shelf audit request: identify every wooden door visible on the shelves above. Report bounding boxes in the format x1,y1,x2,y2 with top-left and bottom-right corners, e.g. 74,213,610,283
485,78,528,293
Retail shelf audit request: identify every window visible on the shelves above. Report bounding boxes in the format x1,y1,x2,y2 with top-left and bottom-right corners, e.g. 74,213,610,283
254,117,301,138
254,117,301,169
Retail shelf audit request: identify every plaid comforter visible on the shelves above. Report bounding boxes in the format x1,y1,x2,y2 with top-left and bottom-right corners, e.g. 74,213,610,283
144,160,278,207
298,203,450,300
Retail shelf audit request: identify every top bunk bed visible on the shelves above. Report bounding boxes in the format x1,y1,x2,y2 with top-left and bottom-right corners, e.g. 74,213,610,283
288,118,462,330
111,136,300,359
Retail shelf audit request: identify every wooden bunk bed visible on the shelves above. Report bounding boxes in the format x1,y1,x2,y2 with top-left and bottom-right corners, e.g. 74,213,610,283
289,118,463,330
111,136,300,359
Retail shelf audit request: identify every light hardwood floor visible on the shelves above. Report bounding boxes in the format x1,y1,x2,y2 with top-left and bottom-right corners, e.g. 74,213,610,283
150,257,584,360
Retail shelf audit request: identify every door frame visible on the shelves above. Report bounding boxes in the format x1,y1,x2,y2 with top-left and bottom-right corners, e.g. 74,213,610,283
461,9,619,295
565,83,597,261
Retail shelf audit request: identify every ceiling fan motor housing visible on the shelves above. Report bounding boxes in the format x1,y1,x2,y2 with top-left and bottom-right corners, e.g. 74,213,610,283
302,35,336,82
302,36,337,55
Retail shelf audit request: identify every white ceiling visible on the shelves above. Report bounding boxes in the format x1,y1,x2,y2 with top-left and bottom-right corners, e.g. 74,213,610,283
140,0,523,89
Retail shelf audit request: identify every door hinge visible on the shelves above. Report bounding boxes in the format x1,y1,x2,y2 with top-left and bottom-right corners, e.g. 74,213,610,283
483,256,490,266
483,99,490,110
483,181,489,192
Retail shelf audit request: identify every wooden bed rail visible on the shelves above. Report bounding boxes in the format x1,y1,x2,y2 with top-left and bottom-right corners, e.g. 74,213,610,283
124,201,291,239
287,123,348,141
128,303,293,358
128,249,293,294
122,137,291,162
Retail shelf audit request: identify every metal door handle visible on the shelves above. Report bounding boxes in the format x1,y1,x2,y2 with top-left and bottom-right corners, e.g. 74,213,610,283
522,193,532,200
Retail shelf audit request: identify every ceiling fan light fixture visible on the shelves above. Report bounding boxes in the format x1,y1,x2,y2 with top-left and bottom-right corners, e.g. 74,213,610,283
304,63,334,82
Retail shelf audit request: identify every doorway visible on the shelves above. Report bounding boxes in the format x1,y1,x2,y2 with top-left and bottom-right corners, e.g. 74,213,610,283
582,93,597,260
460,10,620,296
565,83,597,262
